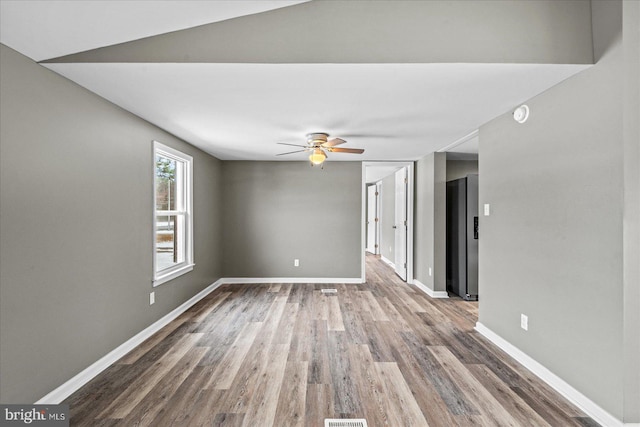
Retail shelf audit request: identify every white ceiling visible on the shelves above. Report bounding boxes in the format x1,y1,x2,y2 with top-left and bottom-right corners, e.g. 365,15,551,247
1,0,591,162
45,62,587,161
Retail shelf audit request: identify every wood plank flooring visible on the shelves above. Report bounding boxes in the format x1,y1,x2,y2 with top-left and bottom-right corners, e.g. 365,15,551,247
65,255,599,426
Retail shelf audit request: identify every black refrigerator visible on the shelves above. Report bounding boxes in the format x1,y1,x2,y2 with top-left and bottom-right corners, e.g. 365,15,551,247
446,174,479,301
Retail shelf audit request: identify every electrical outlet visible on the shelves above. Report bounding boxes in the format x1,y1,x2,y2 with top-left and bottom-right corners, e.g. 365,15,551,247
294,259,299,267
521,313,528,331
429,267,432,276
150,292,155,305
484,203,491,216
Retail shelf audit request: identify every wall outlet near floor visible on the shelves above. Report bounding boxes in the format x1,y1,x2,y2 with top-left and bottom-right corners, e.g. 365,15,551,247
294,259,299,267
429,267,432,277
521,313,528,331
150,292,155,305
484,203,491,216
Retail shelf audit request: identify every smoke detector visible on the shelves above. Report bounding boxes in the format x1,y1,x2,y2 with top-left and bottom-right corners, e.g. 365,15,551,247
513,104,530,124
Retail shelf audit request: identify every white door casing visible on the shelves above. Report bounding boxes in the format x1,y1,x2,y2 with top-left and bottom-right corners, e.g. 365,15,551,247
366,185,377,253
394,167,408,280
375,182,381,255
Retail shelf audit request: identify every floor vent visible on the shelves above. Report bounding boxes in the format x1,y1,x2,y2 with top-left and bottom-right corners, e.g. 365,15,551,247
324,419,368,427
321,288,338,294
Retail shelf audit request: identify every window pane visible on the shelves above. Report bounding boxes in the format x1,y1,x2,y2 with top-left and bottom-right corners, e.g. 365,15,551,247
156,155,177,211
153,141,193,284
155,214,185,272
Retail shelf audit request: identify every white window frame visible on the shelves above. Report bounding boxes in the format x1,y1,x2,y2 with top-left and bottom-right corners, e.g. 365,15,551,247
153,141,194,286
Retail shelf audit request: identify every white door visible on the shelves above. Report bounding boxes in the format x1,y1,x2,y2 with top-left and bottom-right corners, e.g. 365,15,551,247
366,185,377,253
375,182,381,255
394,167,407,280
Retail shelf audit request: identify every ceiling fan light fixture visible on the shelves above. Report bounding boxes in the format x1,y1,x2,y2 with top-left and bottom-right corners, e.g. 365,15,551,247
309,149,326,166
276,132,363,166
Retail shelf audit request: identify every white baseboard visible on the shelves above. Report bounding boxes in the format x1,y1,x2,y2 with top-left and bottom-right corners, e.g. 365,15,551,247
221,277,364,284
413,279,449,298
380,255,395,268
475,322,625,427
35,278,225,404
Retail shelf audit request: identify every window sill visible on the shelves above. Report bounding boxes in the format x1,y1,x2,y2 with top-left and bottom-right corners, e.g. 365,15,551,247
153,263,195,287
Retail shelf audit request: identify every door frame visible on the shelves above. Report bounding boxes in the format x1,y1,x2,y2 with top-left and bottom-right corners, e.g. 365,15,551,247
361,161,415,284
366,184,378,254
375,181,381,255
394,166,408,280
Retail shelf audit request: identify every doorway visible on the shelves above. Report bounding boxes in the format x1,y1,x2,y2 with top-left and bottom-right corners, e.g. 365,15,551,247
362,162,415,284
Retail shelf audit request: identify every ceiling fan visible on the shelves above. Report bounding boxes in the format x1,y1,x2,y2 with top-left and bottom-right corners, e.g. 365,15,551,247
276,132,365,167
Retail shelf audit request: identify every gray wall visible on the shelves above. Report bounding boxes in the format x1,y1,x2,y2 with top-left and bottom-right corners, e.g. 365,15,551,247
446,159,479,182
49,0,594,65
477,1,625,418
0,45,223,403
220,161,361,279
622,0,640,422
413,153,446,291
379,174,395,262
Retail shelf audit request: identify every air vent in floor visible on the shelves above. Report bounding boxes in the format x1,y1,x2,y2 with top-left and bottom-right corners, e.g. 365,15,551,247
324,419,368,427
321,288,338,294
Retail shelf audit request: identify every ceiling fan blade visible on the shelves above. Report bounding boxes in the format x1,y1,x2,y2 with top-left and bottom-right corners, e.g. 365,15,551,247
323,138,347,147
276,149,308,156
328,147,365,154
277,142,309,148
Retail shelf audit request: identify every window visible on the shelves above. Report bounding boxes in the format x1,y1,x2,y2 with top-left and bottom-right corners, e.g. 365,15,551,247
153,141,193,286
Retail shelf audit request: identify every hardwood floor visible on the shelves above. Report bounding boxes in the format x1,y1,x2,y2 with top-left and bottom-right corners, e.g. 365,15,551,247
65,255,599,426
